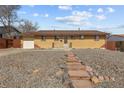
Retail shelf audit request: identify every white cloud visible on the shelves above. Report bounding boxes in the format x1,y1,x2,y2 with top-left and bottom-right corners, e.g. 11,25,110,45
58,5,72,10
96,15,106,20
33,13,49,17
97,25,124,29
55,11,93,26
107,7,115,13
29,5,35,7
67,21,92,26
41,13,49,17
88,8,92,11
97,8,104,13
45,14,49,17
33,13,39,17
72,11,93,19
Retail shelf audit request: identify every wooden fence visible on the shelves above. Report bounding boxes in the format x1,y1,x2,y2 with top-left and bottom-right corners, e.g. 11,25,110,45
0,38,21,49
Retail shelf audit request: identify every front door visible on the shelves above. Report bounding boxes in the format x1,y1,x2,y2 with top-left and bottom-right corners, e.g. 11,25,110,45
64,37,69,48
64,37,68,44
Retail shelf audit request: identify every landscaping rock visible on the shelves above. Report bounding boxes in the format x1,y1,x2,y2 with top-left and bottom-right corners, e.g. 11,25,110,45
91,76,101,84
104,76,110,81
56,69,64,78
85,66,93,72
0,51,68,88
110,77,115,81
98,76,104,82
72,49,124,87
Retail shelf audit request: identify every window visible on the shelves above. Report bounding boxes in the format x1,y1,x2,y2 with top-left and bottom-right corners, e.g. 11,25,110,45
13,36,16,39
95,35,100,41
70,36,74,39
60,40,63,42
54,36,59,41
80,35,84,39
0,34,2,38
41,36,46,41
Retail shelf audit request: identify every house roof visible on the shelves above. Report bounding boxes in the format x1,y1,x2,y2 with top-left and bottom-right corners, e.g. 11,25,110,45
113,34,124,37
22,30,109,37
108,34,124,41
0,26,20,34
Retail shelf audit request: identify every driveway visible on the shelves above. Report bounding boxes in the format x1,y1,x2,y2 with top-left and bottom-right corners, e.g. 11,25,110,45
0,48,28,57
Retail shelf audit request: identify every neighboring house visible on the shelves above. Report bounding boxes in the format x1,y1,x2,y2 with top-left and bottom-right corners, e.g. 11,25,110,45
21,30,109,49
107,35,124,51
0,26,21,48
0,26,21,39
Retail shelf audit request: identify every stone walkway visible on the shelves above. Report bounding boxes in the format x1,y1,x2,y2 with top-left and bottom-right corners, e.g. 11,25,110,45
66,52,93,88
65,52,115,88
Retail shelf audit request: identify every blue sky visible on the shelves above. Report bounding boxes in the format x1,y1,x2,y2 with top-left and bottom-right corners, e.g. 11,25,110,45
17,5,124,34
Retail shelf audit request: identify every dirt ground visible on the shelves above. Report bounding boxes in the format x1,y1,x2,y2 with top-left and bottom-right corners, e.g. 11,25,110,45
0,48,124,88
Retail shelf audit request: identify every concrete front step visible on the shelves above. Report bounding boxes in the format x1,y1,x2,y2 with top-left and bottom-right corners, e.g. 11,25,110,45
71,80,93,88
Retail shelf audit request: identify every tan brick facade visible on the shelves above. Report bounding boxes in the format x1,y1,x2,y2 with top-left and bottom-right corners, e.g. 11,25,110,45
21,35,106,49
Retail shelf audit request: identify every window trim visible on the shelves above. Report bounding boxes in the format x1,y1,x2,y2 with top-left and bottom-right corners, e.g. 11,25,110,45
0,34,2,38
80,35,84,39
41,36,46,41
95,35,100,41
54,36,59,41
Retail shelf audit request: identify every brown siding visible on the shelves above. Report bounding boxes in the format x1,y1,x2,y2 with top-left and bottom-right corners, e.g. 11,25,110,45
6,39,13,48
13,39,21,48
0,38,6,48
106,41,116,50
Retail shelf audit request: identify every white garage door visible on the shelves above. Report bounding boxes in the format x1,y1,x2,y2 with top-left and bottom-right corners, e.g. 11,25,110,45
23,41,34,49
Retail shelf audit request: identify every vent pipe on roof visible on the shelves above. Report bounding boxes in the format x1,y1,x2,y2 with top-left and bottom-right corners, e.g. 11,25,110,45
78,28,80,31
53,28,55,31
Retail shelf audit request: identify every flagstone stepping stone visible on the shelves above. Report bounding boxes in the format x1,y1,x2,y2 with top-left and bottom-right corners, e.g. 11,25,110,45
71,80,93,88
68,70,90,80
67,59,78,62
66,62,82,66
91,76,101,84
67,64,86,71
67,57,77,61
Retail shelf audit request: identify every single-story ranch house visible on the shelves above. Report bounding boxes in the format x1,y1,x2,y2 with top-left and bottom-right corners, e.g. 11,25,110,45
107,34,124,51
21,30,109,49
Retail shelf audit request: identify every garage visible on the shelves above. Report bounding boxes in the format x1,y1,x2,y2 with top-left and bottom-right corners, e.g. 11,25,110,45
23,41,34,49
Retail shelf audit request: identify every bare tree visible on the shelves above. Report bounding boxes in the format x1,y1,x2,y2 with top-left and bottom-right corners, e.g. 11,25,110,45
18,20,39,32
0,5,20,37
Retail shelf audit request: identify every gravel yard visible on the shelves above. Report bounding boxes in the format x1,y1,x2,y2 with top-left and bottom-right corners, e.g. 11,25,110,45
0,50,68,88
0,49,124,88
72,49,124,88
